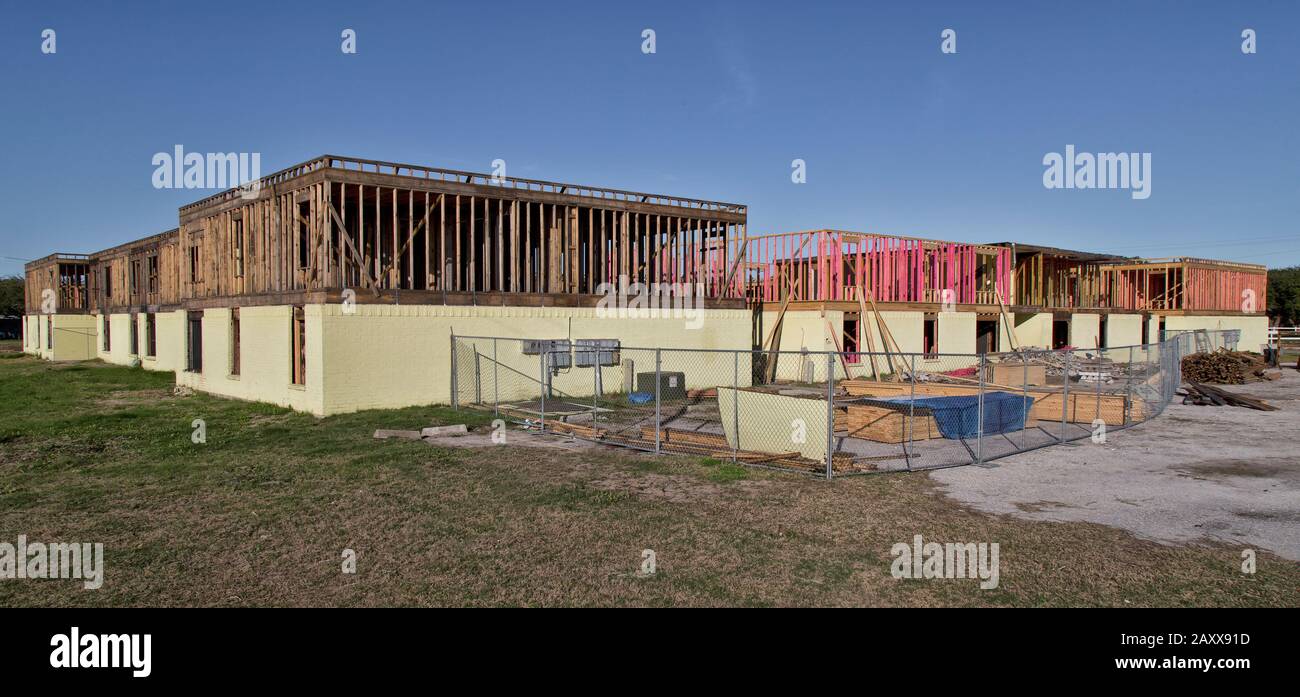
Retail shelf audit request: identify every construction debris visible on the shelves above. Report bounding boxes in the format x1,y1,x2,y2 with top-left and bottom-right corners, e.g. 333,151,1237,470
421,424,468,438
539,420,871,473
1074,357,1113,383
841,378,1144,426
377,424,470,440
1179,382,1276,411
1180,350,1272,384
373,429,423,440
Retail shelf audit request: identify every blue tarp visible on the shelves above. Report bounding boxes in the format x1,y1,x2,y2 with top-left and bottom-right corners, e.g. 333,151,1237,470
876,391,1028,439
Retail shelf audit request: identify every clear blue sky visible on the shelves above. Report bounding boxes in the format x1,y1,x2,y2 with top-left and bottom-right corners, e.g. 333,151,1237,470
1,0,1298,278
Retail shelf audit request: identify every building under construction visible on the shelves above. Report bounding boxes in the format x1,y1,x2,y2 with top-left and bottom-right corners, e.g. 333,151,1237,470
23,155,752,414
22,155,1269,415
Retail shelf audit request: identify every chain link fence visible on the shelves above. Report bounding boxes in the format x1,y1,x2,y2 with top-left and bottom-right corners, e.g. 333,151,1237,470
451,329,1236,479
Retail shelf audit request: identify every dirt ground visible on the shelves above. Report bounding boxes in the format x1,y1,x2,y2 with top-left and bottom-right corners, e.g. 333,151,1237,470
932,368,1300,561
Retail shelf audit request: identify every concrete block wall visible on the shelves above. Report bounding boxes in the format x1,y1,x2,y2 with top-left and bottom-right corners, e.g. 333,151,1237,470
1070,313,1101,349
322,303,754,415
96,313,139,366
23,314,98,361
1010,312,1052,348
22,315,35,354
1105,314,1144,348
141,310,186,373
20,302,1274,419
768,310,983,381
175,306,325,414
1163,315,1270,353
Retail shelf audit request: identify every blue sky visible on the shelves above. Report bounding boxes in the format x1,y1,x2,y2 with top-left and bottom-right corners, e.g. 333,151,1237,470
1,0,1297,277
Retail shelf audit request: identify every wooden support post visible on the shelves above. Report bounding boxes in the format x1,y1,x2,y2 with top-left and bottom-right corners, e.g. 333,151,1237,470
525,202,532,293
854,287,880,380
763,287,793,384
423,191,430,290
511,200,519,293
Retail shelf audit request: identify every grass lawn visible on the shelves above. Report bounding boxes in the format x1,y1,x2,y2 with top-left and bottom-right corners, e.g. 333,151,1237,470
1,354,1296,607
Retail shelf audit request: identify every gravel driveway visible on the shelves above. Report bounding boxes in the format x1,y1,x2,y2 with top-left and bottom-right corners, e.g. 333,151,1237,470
932,369,1300,561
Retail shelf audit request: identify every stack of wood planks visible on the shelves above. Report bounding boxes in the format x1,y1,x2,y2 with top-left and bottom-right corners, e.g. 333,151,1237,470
1179,383,1276,410
834,402,941,443
545,420,608,439
840,379,1142,427
1181,350,1276,385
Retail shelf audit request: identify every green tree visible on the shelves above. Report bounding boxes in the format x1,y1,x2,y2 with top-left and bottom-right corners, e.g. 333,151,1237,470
1267,266,1300,326
0,276,24,317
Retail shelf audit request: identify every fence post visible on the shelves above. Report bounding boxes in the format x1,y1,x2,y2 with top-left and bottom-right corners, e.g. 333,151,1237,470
654,348,662,454
1167,339,1173,406
732,350,739,463
492,338,499,419
1021,355,1029,450
1096,346,1104,428
1174,335,1184,390
1126,345,1134,425
474,350,482,406
1060,350,1071,442
907,353,916,472
539,351,547,433
449,333,458,410
1164,338,1175,403
976,352,986,465
825,352,835,480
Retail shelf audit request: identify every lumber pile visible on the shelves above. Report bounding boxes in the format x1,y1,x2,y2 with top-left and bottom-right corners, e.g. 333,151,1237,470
840,379,1141,426
1179,383,1276,411
1180,350,1273,384
834,402,941,443
546,421,609,439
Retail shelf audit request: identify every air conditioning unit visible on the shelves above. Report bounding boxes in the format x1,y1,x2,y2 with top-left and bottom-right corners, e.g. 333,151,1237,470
636,371,687,400
522,339,571,369
574,339,620,367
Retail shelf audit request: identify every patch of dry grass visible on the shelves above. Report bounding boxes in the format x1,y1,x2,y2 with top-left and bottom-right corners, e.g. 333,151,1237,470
0,355,1295,607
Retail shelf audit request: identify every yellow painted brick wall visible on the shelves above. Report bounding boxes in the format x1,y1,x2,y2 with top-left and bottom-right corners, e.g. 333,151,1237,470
761,310,923,381
22,315,38,355
1164,315,1270,353
52,315,98,361
321,304,753,415
864,312,924,379
937,311,976,355
1070,313,1101,349
25,314,97,361
766,310,985,380
140,311,186,373
175,306,324,414
1009,312,1052,349
878,312,924,354
28,315,50,359
96,313,141,366
1105,314,1143,348
762,310,843,354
